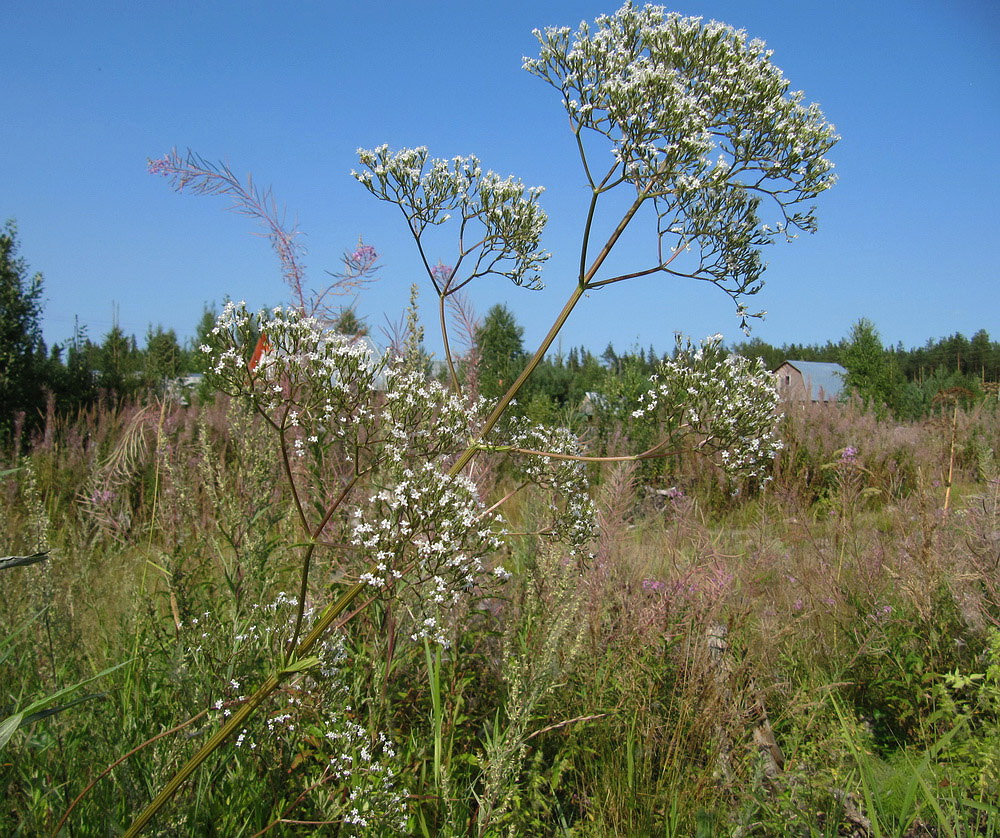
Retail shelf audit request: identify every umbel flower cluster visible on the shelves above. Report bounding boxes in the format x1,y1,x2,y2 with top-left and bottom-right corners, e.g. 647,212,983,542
201,301,511,645
631,334,783,482
204,299,381,426
353,145,549,294
524,3,838,321
500,421,599,559
351,461,505,645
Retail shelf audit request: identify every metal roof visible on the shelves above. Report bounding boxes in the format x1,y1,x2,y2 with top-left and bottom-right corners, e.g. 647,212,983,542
783,360,847,400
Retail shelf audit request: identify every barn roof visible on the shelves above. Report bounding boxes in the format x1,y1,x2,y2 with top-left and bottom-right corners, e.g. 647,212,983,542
782,360,847,399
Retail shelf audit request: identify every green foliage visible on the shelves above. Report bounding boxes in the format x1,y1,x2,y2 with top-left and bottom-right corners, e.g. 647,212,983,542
842,318,904,417
0,220,45,440
475,303,527,403
733,323,1000,420
49,321,98,412
96,323,142,401
144,325,182,384
928,629,1000,805
4,396,1000,833
331,305,367,337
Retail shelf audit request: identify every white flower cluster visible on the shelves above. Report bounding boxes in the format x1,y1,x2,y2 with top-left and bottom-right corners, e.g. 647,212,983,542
525,5,837,199
350,460,505,644
200,299,513,647
353,145,549,291
207,300,380,397
504,421,598,558
322,713,408,832
380,365,487,464
203,301,386,464
631,334,782,483
524,4,838,315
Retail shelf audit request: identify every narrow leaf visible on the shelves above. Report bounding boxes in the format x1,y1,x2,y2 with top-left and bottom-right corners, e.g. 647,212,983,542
0,713,23,750
0,550,51,572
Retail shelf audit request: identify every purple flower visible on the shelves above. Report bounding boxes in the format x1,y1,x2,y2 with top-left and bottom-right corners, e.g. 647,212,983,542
348,243,378,270
642,579,666,592
90,488,116,505
869,604,893,622
147,156,172,176
430,262,454,284
840,446,858,463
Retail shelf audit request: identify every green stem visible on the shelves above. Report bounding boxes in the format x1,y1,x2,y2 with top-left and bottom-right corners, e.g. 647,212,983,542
277,423,311,536
287,472,362,659
449,186,649,477
439,291,460,394
123,581,366,837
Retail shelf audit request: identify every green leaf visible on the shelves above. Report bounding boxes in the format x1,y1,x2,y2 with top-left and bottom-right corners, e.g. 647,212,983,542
0,659,132,752
280,655,320,675
0,713,23,750
20,692,106,726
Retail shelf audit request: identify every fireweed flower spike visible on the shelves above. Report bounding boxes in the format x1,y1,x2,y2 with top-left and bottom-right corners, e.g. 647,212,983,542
149,149,380,321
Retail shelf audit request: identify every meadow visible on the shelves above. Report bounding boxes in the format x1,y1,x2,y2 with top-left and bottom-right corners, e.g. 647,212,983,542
2,389,999,836
4,6,998,835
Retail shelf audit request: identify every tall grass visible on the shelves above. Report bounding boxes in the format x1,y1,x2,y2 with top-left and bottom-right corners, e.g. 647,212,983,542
3,394,1000,834
6,6,999,833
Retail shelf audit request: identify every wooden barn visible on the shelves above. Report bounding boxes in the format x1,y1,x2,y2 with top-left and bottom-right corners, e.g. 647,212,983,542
774,360,847,405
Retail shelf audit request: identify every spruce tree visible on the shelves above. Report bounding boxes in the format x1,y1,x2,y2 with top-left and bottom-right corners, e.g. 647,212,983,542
0,221,45,440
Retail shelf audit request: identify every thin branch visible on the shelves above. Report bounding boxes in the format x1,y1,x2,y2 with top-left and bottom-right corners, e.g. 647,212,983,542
439,291,460,394
53,708,210,836
287,471,365,658
277,425,311,537
585,241,688,288
525,712,610,742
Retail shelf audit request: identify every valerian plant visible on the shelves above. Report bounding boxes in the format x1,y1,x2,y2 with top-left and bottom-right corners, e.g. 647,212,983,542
629,334,784,482
120,3,836,833
354,145,549,391
356,5,836,470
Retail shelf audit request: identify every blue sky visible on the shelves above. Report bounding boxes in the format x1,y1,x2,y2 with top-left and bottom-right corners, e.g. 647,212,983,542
3,0,998,360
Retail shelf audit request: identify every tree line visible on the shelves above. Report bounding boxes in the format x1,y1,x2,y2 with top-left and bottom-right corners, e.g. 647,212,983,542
3,220,997,445
474,308,1000,425
0,221,217,440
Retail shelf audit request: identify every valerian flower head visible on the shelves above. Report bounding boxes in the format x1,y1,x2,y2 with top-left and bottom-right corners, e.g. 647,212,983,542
205,301,382,414
631,334,782,483
498,420,598,560
524,3,838,324
201,301,390,477
353,145,549,293
352,460,506,646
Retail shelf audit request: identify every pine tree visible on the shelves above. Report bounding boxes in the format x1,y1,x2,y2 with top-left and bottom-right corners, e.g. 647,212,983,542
145,325,183,384
842,318,901,417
